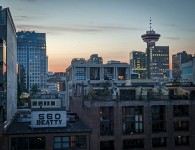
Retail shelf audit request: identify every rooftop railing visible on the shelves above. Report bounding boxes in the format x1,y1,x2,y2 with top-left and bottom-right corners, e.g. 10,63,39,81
83,95,194,101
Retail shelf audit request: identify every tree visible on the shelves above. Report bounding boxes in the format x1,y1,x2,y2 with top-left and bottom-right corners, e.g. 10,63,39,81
17,82,22,100
30,84,40,96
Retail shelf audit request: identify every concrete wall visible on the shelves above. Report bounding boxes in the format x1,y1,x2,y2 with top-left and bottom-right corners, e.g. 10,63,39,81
5,8,17,125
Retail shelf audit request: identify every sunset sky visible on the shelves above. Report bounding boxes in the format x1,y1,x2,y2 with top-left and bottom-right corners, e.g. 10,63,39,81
1,0,195,72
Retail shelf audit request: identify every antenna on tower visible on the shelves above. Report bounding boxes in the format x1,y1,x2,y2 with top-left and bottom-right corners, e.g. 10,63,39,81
150,17,152,31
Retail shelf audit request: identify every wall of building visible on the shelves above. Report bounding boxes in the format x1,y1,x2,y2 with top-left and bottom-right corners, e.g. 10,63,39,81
31,99,62,109
5,8,17,126
181,57,195,85
2,132,90,150
17,31,47,92
0,7,17,127
70,94,195,150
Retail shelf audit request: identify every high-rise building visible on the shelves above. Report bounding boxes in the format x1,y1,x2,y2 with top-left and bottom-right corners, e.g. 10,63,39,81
0,6,17,128
172,51,192,79
149,46,169,78
181,56,195,85
141,19,169,79
17,31,48,93
129,50,147,79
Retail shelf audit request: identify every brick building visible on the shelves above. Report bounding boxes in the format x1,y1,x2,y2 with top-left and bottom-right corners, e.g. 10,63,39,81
70,82,195,150
2,109,91,150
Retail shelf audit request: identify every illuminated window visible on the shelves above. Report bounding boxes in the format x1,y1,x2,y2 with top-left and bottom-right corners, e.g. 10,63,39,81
54,136,87,149
122,106,144,134
175,136,189,146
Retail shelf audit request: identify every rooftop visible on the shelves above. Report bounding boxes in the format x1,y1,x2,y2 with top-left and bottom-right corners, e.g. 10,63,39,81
5,111,91,135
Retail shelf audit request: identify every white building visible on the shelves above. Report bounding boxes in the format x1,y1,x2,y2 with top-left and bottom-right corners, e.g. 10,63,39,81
66,54,131,109
31,98,62,109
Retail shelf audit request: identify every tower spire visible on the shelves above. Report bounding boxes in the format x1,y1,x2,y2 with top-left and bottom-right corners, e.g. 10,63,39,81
150,17,152,31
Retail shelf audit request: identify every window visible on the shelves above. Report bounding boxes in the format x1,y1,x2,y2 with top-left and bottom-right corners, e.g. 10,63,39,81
152,105,166,132
54,136,69,149
76,75,86,80
174,121,189,131
123,139,144,149
38,101,43,106
32,101,37,106
100,141,115,150
71,136,87,148
117,67,126,80
11,137,45,150
104,67,114,80
29,137,45,149
120,89,136,100
90,67,100,80
175,136,189,146
51,101,55,106
173,105,189,117
152,137,167,147
100,107,114,136
76,67,86,73
54,136,87,149
122,106,144,134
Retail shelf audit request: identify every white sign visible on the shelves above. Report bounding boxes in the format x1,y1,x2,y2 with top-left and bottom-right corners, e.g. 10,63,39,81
31,111,67,128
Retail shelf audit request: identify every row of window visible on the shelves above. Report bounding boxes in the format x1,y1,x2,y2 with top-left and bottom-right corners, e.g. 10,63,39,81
11,136,87,150
54,136,86,149
32,101,56,106
76,75,86,80
100,136,189,150
100,105,189,136
74,67,127,80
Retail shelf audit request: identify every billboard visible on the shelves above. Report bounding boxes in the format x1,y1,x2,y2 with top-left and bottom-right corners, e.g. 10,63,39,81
31,111,67,128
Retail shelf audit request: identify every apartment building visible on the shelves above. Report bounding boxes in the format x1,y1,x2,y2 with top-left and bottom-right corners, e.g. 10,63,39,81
70,81,195,150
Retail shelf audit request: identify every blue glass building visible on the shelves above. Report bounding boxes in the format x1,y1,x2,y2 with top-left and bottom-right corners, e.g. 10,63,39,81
17,31,48,93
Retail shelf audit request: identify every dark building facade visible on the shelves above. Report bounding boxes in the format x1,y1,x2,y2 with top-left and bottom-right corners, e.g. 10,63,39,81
2,109,91,150
149,46,169,79
172,51,192,80
130,50,147,79
70,83,195,150
0,39,6,126
0,6,17,131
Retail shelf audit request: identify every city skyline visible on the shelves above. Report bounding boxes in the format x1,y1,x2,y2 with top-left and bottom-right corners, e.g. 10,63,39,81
1,0,195,72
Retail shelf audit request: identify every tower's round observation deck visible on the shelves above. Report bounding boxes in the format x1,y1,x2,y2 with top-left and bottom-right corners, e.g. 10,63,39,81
141,30,160,44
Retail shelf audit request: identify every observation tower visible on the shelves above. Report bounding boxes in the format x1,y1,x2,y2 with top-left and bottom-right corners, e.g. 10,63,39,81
141,18,160,48
141,18,161,79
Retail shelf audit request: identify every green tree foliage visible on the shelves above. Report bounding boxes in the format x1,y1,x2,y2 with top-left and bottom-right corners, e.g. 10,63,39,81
30,84,40,96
